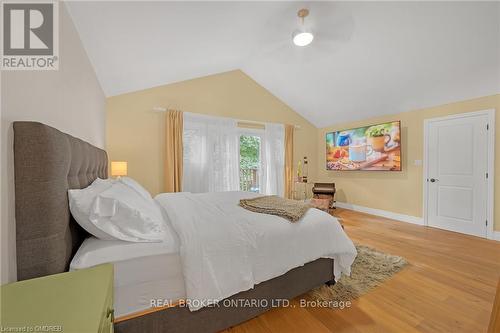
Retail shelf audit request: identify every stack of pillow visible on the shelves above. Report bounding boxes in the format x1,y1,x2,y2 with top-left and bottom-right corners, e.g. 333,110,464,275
68,177,166,242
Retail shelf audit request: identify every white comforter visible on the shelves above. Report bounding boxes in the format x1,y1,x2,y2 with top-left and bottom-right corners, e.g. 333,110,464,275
155,191,357,311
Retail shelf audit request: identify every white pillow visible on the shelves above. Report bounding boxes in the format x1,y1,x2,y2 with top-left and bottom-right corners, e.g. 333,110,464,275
69,178,116,240
89,182,166,242
118,177,152,200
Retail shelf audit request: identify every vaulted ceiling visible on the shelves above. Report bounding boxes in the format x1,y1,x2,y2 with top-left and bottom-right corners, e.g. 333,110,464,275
66,1,500,127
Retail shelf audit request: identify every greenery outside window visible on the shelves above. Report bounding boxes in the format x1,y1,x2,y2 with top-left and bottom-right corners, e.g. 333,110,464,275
239,132,262,192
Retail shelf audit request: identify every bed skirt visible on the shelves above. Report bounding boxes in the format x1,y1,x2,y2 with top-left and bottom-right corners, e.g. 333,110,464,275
115,258,334,333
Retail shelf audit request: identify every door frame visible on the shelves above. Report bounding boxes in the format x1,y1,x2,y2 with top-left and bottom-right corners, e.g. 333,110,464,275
422,109,495,239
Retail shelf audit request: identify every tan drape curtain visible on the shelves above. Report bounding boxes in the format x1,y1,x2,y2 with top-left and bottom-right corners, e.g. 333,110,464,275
164,110,183,192
284,125,294,199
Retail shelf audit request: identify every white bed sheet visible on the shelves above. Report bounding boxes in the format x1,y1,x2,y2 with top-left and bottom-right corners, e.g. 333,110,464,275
70,236,185,317
155,191,357,311
112,253,185,317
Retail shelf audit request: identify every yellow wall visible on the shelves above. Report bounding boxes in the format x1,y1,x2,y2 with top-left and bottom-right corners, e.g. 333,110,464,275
316,94,500,230
106,70,317,195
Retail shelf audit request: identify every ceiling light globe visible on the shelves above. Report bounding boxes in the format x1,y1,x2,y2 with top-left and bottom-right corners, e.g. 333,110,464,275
293,31,314,46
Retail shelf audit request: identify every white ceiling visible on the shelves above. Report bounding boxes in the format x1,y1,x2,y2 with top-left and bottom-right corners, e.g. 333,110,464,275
66,1,500,127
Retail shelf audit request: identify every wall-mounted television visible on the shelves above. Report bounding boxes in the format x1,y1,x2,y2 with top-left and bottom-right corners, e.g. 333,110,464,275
326,121,401,171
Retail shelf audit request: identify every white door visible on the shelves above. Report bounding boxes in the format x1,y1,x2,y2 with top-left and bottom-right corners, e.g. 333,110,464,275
426,113,489,237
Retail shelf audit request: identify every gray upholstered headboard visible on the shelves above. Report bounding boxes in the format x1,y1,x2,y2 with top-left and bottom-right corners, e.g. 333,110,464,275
13,122,108,281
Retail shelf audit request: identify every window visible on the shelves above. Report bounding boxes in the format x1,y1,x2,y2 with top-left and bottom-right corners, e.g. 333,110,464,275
239,133,262,192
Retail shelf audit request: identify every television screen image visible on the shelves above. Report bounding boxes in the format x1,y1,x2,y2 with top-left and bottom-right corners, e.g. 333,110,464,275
326,121,401,171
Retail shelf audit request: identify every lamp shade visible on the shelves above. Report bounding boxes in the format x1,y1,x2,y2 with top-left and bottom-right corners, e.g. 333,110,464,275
111,161,128,177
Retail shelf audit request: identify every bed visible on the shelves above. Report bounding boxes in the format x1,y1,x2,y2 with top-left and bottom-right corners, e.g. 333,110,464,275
13,121,356,333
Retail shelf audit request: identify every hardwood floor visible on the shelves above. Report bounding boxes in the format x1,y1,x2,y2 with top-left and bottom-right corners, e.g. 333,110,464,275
223,208,500,333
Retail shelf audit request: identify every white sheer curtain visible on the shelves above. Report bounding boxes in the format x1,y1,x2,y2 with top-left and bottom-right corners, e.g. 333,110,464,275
182,112,240,193
262,123,285,197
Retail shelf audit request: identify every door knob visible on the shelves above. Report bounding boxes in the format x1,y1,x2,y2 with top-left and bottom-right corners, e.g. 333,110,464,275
429,178,438,183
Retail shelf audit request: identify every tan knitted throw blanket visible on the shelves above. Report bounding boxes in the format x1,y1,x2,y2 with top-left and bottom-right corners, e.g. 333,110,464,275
239,196,311,222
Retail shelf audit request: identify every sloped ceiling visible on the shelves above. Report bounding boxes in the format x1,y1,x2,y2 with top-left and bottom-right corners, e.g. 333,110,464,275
66,1,500,127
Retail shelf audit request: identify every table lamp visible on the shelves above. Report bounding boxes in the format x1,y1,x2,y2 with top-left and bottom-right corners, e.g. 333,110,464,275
111,161,127,178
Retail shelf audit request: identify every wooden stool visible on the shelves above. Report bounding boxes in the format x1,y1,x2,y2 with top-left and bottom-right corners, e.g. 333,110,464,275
312,183,336,209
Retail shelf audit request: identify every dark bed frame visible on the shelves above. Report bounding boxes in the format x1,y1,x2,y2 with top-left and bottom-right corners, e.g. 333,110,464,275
13,121,335,333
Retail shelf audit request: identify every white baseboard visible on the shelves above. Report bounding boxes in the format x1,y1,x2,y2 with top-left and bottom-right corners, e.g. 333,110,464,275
335,201,424,226
336,202,500,241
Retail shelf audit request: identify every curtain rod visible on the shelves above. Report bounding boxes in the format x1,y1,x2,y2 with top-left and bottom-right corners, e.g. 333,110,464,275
152,107,301,129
